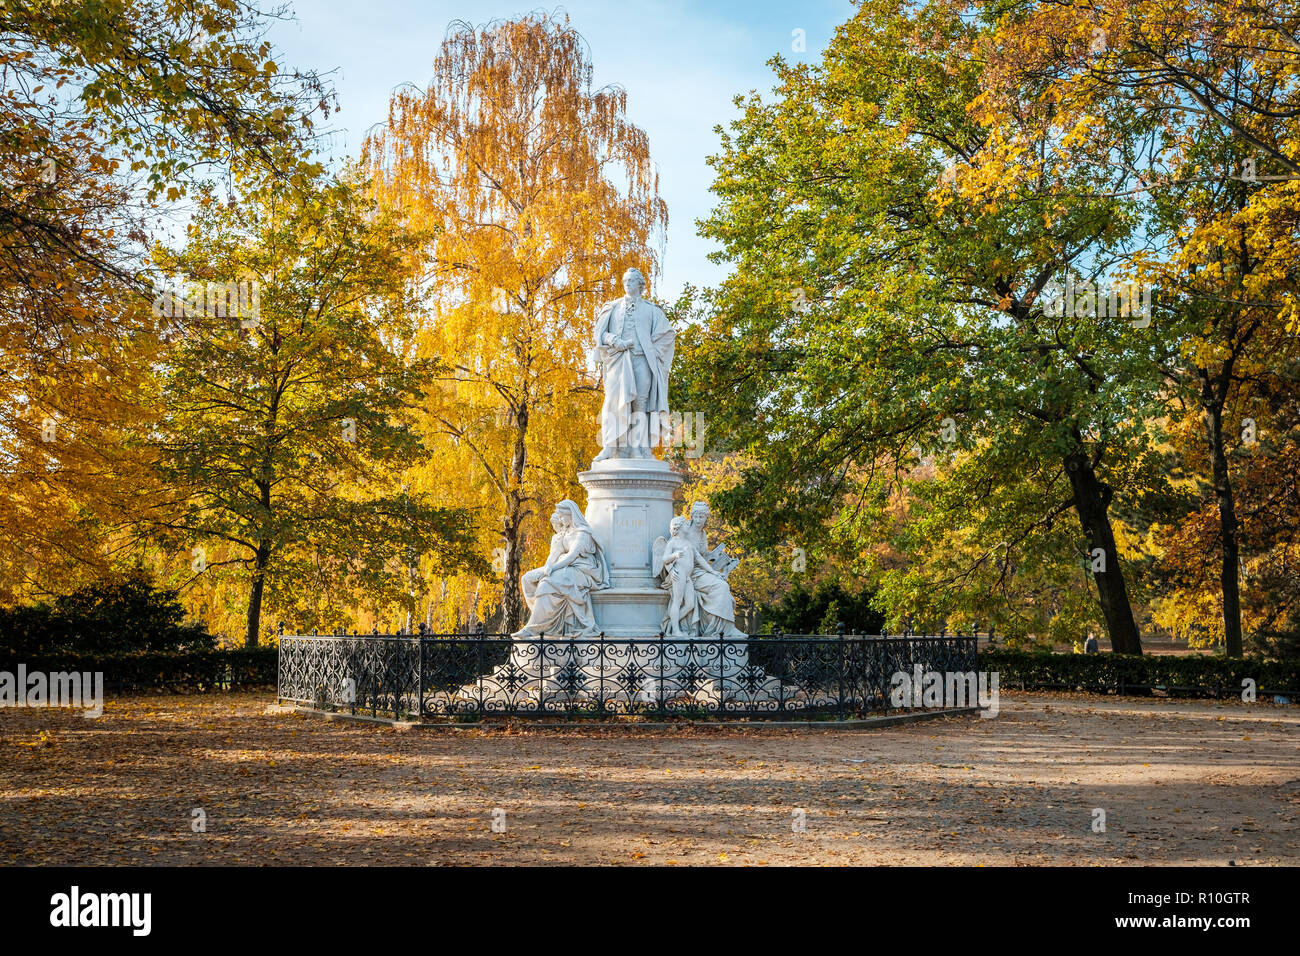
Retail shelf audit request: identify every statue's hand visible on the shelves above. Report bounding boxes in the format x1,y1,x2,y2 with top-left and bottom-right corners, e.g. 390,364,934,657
616,337,633,351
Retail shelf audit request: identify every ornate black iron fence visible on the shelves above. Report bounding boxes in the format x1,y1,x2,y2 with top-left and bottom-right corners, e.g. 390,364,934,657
278,633,978,720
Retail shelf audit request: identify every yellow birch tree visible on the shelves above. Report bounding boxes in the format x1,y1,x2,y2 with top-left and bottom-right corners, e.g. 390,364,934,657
362,13,667,631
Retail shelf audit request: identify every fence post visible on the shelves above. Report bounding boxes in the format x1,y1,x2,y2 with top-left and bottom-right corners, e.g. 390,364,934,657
776,632,786,712
598,632,606,716
717,633,725,709
476,629,485,715
394,636,401,719
837,630,845,718
657,632,666,717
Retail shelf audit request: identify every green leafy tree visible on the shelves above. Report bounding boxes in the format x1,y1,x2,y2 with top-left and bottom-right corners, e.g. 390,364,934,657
678,0,1168,652
151,173,483,646
972,0,1300,656
1,0,333,601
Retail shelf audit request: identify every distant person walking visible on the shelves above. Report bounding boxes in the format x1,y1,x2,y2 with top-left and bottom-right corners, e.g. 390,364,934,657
1084,631,1099,654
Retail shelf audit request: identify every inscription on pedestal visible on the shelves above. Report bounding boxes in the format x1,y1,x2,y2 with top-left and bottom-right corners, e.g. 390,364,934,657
612,504,649,568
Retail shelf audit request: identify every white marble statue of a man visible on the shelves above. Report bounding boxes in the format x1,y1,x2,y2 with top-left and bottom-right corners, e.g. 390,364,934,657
593,267,675,462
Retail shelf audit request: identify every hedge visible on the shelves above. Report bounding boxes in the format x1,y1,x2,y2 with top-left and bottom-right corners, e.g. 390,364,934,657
0,648,279,693
979,649,1300,698
7,646,1297,699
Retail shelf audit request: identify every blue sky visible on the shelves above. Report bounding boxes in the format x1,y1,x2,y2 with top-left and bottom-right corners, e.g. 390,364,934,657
264,1,858,298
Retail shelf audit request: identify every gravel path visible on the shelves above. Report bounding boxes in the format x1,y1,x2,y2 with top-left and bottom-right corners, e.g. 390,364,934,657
1,692,1296,865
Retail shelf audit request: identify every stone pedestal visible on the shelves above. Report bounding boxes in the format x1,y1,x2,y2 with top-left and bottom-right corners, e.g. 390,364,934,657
450,458,814,709
578,458,682,636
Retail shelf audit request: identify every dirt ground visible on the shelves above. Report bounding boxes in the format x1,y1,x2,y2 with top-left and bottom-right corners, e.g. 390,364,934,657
1,691,1296,865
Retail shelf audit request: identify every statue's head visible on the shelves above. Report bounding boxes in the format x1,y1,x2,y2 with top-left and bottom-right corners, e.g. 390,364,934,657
550,510,565,532
689,501,709,525
554,499,584,531
669,515,687,537
622,267,646,299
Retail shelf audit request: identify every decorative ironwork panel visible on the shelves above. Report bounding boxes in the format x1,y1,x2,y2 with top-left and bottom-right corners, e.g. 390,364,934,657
277,633,979,721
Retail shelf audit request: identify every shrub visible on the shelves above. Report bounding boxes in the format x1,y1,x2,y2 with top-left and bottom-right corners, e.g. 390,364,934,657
0,571,216,655
979,649,1300,697
758,582,885,634
0,648,277,693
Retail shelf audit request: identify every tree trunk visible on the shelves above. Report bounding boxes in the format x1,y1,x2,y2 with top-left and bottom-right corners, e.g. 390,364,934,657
1204,398,1245,657
501,512,524,632
245,542,270,648
1064,450,1143,654
246,434,276,648
499,405,530,633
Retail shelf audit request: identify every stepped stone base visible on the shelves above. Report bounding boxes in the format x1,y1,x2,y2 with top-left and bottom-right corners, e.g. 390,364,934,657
448,639,836,712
